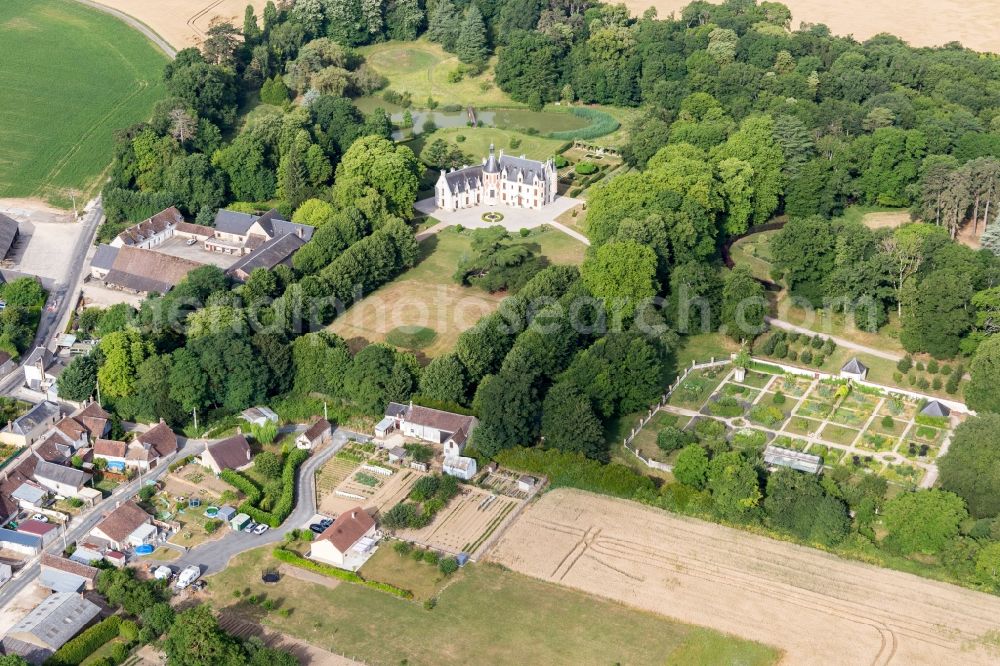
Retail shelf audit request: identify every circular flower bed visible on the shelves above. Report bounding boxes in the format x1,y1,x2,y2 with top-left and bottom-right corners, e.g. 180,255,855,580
481,211,504,223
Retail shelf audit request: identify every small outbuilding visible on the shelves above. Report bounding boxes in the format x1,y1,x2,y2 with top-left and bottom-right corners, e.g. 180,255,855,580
840,357,869,381
920,400,951,419
763,444,824,475
388,446,407,463
296,418,332,450
443,456,477,481
230,513,251,531
517,475,537,493
240,406,279,427
217,505,236,522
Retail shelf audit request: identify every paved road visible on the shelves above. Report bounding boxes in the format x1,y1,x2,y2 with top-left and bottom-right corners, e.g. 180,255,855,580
68,0,177,58
158,430,352,576
765,316,903,362
0,437,206,609
0,198,103,396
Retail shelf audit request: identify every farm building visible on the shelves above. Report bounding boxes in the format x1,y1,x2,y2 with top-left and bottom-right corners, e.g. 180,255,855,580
0,213,20,260
763,445,824,474
0,528,42,556
227,232,306,282
376,402,477,457
38,554,98,593
0,400,61,447
443,456,477,481
240,406,279,427
206,209,314,256
201,434,252,474
296,418,332,450
110,206,182,249
100,246,205,296
90,501,155,551
840,358,869,381
89,244,119,280
310,507,378,571
33,461,91,497
2,592,100,663
921,401,951,418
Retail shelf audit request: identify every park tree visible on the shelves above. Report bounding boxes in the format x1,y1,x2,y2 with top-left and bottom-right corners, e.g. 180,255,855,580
120,355,184,425
711,115,786,226
668,261,723,334
770,216,836,306
982,222,1000,256
331,136,422,220
56,354,98,402
764,468,849,545
201,20,241,66
673,444,710,489
581,241,659,320
98,330,153,399
168,348,209,414
211,133,276,202
243,5,260,42
721,266,766,341
976,542,1000,588
455,4,489,68
343,344,419,413
418,354,469,406
966,335,1000,413
716,158,754,236
420,138,469,170
899,269,972,358
163,605,243,666
540,382,605,460
254,451,281,479
938,415,1000,518
882,489,968,555
164,153,225,215
386,0,424,40
427,0,461,51
707,451,761,523
327,0,369,46
471,372,539,457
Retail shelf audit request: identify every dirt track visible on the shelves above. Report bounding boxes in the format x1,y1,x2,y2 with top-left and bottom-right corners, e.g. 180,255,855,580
490,489,1000,665
622,0,1000,53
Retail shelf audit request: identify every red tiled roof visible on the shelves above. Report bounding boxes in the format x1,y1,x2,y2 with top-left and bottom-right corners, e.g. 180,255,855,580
302,418,331,442
18,519,56,536
205,434,251,471
54,418,86,441
93,439,126,458
319,507,374,553
137,422,177,457
40,553,98,581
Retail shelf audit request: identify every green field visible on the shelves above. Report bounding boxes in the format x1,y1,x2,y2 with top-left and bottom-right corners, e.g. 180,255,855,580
0,0,167,205
207,547,779,665
359,40,516,107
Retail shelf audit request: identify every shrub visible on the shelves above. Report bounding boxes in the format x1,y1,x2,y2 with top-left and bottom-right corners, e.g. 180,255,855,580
732,428,767,449
773,341,788,358
709,396,742,417
932,377,942,390
898,355,913,373
940,364,952,375
800,350,813,364
574,162,598,175
455,134,465,142
393,540,413,556
812,354,824,367
881,415,894,429
927,359,939,374
811,335,824,349
823,339,836,355
917,377,930,390
772,391,786,405
787,350,798,361
553,155,568,168
439,557,459,575
946,365,962,394
422,550,441,565
916,361,925,372
46,616,121,666
893,372,903,383
656,425,694,454
908,374,917,386
204,519,222,534
748,405,785,427
519,227,530,237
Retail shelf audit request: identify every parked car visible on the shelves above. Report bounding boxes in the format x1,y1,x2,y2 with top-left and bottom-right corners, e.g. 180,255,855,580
30,514,47,523
253,523,269,535
185,237,198,246
243,521,257,533
308,523,325,534
319,518,333,528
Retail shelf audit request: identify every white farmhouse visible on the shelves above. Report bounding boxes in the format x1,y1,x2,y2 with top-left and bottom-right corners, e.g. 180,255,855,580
309,507,379,571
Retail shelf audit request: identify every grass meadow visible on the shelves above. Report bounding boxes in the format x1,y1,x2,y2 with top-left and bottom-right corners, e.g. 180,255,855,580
207,546,779,666
330,226,586,358
0,0,167,206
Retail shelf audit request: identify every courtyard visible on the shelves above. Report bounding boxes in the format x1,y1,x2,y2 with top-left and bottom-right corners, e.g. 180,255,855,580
635,361,966,489
414,195,586,243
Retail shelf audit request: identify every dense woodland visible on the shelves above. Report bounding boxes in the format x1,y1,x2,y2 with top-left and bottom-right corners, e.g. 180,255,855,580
64,0,1000,598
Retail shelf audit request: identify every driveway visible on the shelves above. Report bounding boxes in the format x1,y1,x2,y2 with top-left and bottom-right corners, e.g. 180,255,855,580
156,429,354,576
413,197,588,244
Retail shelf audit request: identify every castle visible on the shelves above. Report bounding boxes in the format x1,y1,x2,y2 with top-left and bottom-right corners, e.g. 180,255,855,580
434,144,558,211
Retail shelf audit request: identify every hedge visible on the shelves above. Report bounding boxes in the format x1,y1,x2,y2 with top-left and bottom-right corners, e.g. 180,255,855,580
496,448,654,498
546,107,620,141
272,548,412,599
225,449,309,528
45,616,121,666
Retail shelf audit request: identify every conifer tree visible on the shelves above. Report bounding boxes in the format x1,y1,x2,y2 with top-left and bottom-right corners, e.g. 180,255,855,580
455,4,489,67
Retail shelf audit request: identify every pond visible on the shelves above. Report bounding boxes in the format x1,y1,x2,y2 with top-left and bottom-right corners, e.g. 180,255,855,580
346,102,591,141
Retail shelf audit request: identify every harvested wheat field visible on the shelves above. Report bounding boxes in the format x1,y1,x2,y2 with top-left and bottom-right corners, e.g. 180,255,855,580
623,0,1000,53
491,488,1000,665
91,0,267,49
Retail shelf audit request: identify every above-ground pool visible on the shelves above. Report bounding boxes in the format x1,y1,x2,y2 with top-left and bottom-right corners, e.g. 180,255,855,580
204,506,219,518
135,544,154,555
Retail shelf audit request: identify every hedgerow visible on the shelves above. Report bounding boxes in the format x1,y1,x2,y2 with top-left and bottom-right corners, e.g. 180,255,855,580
496,448,654,498
272,547,412,599
222,449,309,528
45,616,121,666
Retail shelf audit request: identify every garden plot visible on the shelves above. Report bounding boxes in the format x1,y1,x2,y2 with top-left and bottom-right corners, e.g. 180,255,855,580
319,464,422,517
397,485,522,558
314,455,362,501
668,366,727,410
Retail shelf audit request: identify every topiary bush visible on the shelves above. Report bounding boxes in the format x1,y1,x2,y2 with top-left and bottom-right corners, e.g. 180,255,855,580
574,161,598,175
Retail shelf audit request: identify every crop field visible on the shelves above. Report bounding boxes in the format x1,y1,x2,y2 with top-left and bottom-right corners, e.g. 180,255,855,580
398,485,522,558
492,488,1000,665
85,0,267,49
0,0,167,206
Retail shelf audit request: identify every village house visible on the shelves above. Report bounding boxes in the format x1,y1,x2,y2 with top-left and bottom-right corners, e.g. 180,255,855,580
123,420,178,471
296,418,332,450
38,553,99,593
435,144,559,211
22,348,64,402
110,207,183,249
2,592,101,664
309,506,379,571
33,461,91,498
0,400,61,447
201,433,252,474
90,501,155,552
9,481,48,512
0,527,42,556
17,519,58,547
206,209,314,256
375,402,478,458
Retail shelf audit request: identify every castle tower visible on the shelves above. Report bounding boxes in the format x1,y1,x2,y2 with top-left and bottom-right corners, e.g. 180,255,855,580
483,143,500,206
